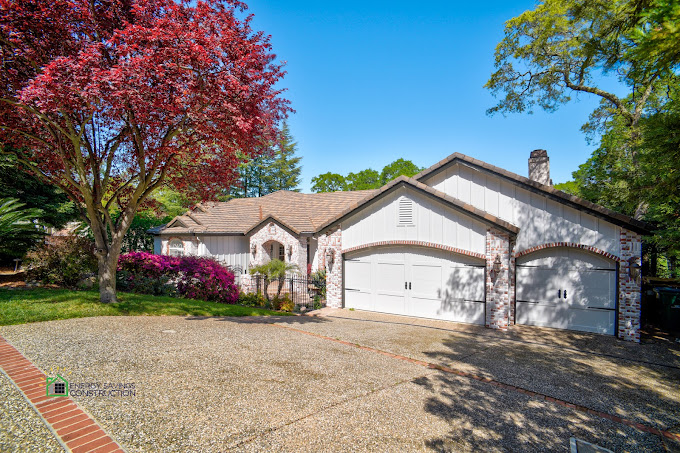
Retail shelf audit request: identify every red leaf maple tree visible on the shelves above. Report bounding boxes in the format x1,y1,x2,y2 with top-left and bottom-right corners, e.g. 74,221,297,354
0,0,290,302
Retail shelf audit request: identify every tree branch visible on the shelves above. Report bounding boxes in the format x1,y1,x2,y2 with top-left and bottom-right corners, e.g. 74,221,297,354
632,75,658,124
561,70,634,125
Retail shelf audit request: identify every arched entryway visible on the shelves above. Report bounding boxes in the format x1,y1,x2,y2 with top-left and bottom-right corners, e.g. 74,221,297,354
262,240,287,263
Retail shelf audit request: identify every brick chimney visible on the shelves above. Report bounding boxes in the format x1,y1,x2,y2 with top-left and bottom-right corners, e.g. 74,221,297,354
528,149,552,186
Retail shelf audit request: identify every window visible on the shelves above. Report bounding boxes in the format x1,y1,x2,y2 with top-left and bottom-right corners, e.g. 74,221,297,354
268,243,285,261
168,239,184,256
54,382,65,394
398,197,414,226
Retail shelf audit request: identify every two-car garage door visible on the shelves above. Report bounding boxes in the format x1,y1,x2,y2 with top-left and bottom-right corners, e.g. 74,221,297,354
344,247,486,324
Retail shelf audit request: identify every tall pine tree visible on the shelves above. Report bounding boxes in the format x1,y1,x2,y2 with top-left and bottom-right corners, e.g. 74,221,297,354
267,122,302,193
230,122,302,197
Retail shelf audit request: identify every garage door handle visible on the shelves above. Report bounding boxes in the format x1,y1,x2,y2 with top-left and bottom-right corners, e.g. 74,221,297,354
409,282,412,290
405,282,408,289
564,290,567,299
558,289,561,299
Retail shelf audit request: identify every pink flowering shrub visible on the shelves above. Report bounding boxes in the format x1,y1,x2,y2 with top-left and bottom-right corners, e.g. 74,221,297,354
117,252,238,304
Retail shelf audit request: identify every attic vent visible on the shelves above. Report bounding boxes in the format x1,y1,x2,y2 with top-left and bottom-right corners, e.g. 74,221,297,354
398,197,414,226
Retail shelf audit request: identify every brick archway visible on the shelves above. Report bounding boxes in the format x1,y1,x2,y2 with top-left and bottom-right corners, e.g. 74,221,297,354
248,221,307,271
261,239,286,263
342,240,485,261
514,242,621,262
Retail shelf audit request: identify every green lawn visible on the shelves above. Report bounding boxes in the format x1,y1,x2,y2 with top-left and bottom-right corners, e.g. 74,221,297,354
0,288,290,326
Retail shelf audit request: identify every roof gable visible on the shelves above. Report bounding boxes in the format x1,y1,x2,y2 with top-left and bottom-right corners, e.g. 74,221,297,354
245,215,301,236
414,152,650,234
166,217,189,229
317,176,519,235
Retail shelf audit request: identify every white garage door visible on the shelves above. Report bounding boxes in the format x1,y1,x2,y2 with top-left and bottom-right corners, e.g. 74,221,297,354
344,247,485,324
516,248,617,335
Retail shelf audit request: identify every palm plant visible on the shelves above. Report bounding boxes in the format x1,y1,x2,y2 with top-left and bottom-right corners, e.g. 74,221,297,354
249,258,299,300
0,198,44,259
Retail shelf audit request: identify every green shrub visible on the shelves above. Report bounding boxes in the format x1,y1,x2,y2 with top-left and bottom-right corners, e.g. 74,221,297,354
238,292,267,307
269,295,282,310
309,269,327,299
268,294,294,311
25,236,97,288
0,197,45,261
277,295,294,313
309,269,326,281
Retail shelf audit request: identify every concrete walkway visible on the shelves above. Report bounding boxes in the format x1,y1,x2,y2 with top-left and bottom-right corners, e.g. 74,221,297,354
1,311,679,452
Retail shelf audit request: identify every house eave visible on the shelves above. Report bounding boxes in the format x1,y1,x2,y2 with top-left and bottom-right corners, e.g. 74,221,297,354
317,177,519,236
245,215,302,237
415,153,651,235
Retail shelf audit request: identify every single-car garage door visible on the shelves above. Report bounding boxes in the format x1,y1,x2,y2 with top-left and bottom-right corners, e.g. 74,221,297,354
344,246,485,324
516,248,617,335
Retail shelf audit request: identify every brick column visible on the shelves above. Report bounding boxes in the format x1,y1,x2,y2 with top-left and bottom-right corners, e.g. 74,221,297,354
324,228,343,308
618,229,642,342
296,238,308,274
509,239,517,326
486,228,511,330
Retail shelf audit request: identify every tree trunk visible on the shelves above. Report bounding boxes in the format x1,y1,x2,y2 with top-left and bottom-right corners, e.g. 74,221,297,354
88,202,136,304
98,250,120,303
276,277,284,298
262,278,271,301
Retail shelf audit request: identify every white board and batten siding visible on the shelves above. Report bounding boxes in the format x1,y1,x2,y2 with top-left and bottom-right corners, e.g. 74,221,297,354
342,187,486,255
153,236,162,255
342,187,487,324
422,164,621,254
197,235,249,272
161,235,249,272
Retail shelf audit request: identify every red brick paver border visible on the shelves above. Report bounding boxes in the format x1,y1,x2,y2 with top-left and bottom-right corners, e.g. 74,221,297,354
0,335,124,453
272,323,680,444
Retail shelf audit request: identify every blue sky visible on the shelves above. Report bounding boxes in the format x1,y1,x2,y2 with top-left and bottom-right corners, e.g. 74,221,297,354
243,1,612,192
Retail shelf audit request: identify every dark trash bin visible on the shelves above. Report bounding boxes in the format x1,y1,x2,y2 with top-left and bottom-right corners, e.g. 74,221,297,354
653,287,680,331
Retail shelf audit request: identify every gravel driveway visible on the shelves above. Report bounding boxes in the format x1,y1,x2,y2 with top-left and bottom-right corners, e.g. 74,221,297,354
1,310,679,452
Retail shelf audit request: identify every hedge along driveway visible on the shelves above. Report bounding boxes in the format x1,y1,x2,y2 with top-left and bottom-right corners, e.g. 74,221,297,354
0,289,289,326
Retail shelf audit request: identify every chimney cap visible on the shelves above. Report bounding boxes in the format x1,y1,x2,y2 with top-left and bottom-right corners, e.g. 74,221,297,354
530,149,548,158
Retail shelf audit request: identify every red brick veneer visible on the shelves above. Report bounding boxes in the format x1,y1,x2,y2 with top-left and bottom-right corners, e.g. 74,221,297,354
342,240,485,261
514,242,622,262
